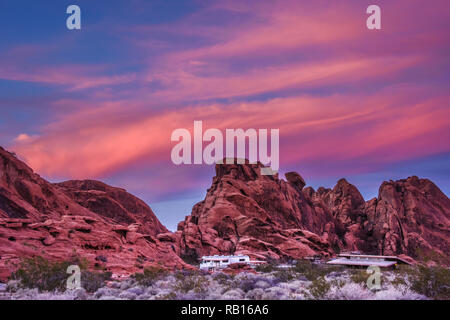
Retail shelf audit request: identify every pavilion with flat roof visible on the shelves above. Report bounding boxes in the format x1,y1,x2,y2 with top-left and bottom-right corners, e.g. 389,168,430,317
327,253,412,268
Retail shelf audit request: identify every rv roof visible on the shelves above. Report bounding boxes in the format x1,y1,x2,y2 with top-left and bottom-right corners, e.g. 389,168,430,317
327,258,397,267
338,253,411,265
201,255,249,259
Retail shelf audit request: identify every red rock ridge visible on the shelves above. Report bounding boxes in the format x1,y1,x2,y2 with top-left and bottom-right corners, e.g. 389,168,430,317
0,147,186,281
176,160,340,262
177,161,450,265
55,180,168,236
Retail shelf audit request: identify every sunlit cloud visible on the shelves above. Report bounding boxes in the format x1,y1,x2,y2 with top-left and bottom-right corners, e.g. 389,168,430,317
1,0,449,208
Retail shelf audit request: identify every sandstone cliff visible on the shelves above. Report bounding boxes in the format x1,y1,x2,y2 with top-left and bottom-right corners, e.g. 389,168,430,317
177,161,450,265
0,147,185,280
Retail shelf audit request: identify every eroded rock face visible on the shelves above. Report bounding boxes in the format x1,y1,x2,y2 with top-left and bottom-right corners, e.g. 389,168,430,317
1,145,449,279
0,147,186,281
56,180,168,236
302,176,450,264
285,172,306,190
177,161,339,261
177,161,450,265
364,177,450,261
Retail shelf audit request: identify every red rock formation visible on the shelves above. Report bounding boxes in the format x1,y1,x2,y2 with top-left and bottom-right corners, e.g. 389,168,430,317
1,145,448,279
177,161,450,265
56,180,168,236
222,263,257,275
363,177,450,262
303,179,367,252
303,177,450,264
0,147,186,281
176,160,339,262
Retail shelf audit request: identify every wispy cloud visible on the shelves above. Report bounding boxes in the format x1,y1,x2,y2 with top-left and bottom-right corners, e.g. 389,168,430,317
1,0,449,203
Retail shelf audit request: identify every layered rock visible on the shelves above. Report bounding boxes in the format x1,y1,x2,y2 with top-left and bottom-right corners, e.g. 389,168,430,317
176,161,339,261
303,177,450,264
177,161,450,265
1,144,449,277
303,179,367,252
56,180,168,236
0,147,185,280
363,177,450,261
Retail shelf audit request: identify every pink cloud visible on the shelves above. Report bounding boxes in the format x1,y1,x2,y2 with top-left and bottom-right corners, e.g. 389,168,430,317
4,0,449,199
146,55,423,102
11,85,450,181
0,64,136,91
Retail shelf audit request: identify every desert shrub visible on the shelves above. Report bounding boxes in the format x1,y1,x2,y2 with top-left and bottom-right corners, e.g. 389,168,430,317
327,282,372,300
159,291,177,300
81,270,112,292
255,262,278,273
292,260,340,281
222,288,245,300
174,268,202,279
10,256,110,293
131,266,168,286
350,269,368,284
273,269,296,282
261,286,291,300
409,265,450,300
237,277,259,293
245,288,265,300
391,273,408,288
173,274,209,294
307,276,331,299
329,279,346,289
10,256,89,292
94,287,119,299
415,248,450,266
213,272,233,285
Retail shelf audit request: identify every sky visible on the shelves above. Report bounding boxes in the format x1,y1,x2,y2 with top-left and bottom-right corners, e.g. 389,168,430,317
0,0,449,231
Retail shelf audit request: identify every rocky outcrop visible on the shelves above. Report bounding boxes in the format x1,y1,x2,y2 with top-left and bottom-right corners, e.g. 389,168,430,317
1,145,449,278
56,180,168,236
303,179,367,252
301,176,450,264
177,160,450,265
363,177,450,261
0,147,186,281
222,263,257,275
176,160,340,262
285,172,306,190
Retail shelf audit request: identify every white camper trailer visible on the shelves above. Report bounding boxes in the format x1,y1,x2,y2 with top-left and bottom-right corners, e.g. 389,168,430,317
200,255,251,271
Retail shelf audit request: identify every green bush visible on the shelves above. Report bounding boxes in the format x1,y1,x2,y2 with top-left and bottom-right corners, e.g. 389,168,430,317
173,274,209,294
350,269,368,284
409,265,450,300
308,276,331,299
292,260,342,281
255,260,344,281
255,262,278,273
415,248,450,266
10,256,109,292
10,257,67,292
131,266,168,286
274,269,296,282
81,270,112,292
213,272,233,286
